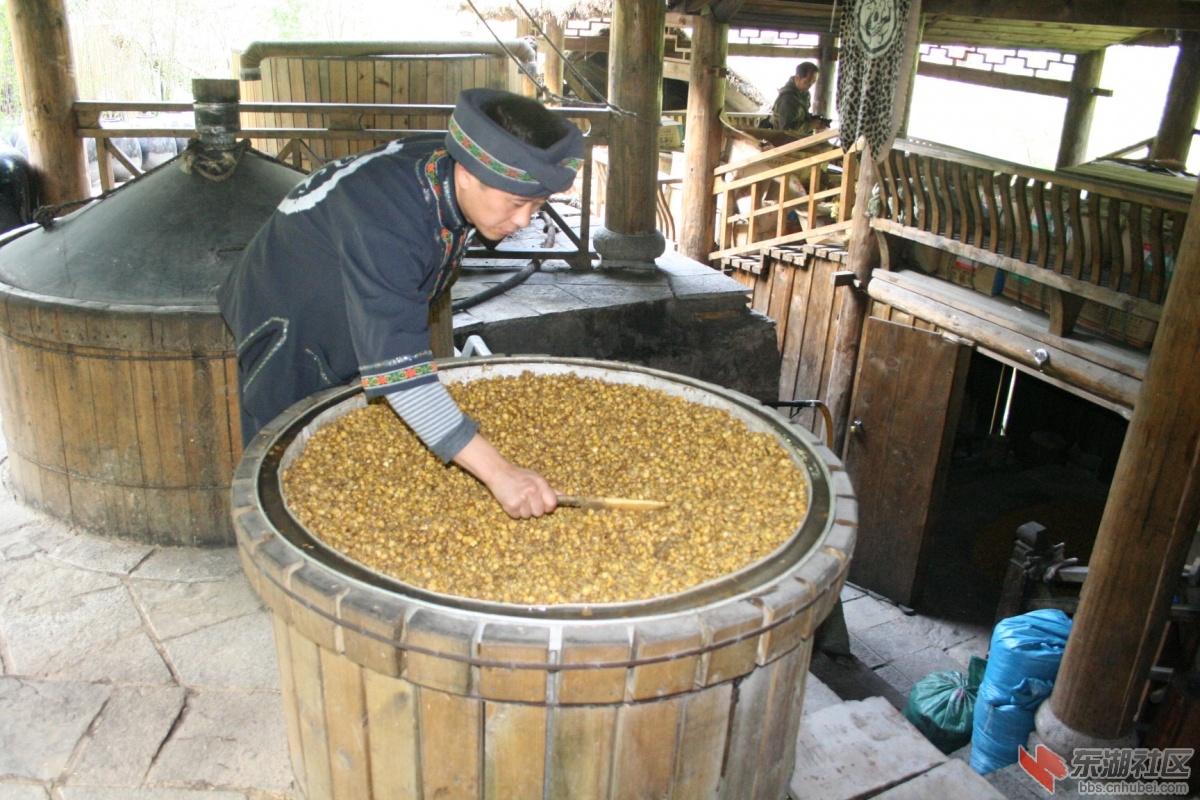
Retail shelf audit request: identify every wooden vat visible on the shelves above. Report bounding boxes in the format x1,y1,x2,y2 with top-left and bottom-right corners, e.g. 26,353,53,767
0,149,305,546
232,356,857,799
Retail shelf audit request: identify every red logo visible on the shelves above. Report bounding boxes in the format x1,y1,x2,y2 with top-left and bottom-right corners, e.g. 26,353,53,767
1018,744,1068,793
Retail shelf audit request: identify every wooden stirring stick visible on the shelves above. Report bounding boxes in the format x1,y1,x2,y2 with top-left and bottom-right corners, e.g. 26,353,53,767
556,494,669,511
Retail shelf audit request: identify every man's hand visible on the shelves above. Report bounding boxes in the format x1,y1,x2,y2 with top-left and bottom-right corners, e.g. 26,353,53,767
452,433,559,519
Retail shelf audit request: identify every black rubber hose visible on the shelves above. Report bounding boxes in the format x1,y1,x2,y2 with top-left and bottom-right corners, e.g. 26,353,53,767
451,259,541,312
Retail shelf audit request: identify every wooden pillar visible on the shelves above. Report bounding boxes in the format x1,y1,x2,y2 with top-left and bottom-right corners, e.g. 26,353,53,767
826,150,879,452
6,0,89,205
543,16,565,101
1040,178,1200,746
593,0,666,268
678,13,727,264
1055,49,1105,170
813,34,837,120
515,19,539,98
1150,32,1200,164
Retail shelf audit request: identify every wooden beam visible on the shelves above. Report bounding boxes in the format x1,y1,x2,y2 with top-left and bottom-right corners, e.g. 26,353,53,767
6,0,89,204
1151,31,1200,163
1047,176,1200,742
679,13,728,263
920,0,1200,30
917,62,1072,98
1056,49,1105,169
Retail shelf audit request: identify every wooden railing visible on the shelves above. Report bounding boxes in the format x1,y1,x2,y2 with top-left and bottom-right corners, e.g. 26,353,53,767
710,128,858,262
872,139,1192,336
72,100,609,267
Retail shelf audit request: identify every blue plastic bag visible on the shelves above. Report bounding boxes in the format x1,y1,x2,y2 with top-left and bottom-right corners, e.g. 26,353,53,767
969,609,1073,775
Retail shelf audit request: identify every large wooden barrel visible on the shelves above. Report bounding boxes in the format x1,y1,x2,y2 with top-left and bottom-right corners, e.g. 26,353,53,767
233,356,856,799
0,148,305,546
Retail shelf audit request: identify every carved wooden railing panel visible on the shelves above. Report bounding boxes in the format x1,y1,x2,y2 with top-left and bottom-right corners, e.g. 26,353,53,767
872,139,1192,339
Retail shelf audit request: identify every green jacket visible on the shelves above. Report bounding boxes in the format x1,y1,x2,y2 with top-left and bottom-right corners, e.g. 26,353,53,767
769,81,817,134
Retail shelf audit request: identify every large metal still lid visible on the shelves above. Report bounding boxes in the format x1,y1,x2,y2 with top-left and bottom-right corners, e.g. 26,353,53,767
0,148,304,306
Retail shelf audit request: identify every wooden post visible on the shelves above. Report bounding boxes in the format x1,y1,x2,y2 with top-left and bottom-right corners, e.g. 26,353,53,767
1055,49,1105,169
678,13,727,264
543,16,565,101
6,0,89,205
1041,177,1200,745
516,19,539,98
813,34,837,120
594,0,666,268
826,150,879,452
1150,32,1200,164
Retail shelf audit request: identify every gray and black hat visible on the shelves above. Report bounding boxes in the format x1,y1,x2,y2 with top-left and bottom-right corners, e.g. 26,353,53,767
445,88,585,197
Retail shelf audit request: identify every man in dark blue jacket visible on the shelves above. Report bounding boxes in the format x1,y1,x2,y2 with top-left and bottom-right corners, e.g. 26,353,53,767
219,88,584,519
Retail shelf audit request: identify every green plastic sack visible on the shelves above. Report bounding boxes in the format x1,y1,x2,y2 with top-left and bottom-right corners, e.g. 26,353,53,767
903,656,987,754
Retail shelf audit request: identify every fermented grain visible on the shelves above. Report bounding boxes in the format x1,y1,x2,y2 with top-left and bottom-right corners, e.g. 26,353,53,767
283,373,808,604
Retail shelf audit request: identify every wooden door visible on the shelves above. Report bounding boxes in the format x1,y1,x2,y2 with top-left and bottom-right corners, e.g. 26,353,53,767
842,317,972,607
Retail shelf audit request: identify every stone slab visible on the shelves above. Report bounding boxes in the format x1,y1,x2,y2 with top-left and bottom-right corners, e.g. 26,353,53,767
873,759,1007,799
130,547,243,583
0,559,169,683
0,783,52,799
148,690,291,792
802,672,842,717
131,572,263,641
840,594,905,632
68,685,186,786
0,520,71,562
161,611,279,690
0,678,110,781
790,696,947,800
42,532,153,575
890,645,972,686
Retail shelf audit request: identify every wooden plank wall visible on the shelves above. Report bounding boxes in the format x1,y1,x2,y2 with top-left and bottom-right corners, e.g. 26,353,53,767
727,243,849,442
237,54,520,163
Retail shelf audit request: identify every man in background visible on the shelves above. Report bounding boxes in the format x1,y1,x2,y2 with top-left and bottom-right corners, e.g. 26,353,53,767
767,62,828,135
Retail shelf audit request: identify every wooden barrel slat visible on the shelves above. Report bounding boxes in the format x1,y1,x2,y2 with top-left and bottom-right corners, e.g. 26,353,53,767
612,696,684,799
630,617,703,700
755,643,808,795
290,624,335,800
673,682,733,796
404,609,477,695
320,647,371,800
549,706,616,799
700,600,767,685
718,647,781,799
363,669,421,798
478,623,551,704
485,703,547,799
558,626,632,705
420,689,482,798
273,616,310,800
